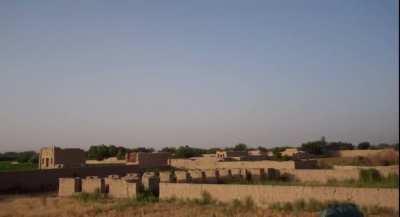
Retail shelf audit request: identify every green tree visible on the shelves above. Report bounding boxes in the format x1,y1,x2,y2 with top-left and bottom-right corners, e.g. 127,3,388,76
271,147,286,159
175,145,206,158
377,143,390,149
358,142,371,150
87,145,111,160
28,154,38,164
301,138,326,155
206,147,219,154
233,143,247,151
16,151,37,163
116,149,126,160
326,142,354,151
107,145,118,157
161,147,177,154
257,146,268,152
132,147,154,153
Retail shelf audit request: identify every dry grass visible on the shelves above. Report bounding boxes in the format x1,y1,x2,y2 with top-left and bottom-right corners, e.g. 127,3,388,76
0,194,315,217
318,151,399,167
0,194,396,217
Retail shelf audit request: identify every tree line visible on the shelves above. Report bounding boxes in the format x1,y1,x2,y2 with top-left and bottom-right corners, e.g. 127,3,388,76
0,151,38,163
300,137,399,156
86,145,154,161
85,140,399,160
0,140,397,162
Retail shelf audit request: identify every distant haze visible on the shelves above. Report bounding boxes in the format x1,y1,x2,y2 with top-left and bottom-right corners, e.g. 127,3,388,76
0,1,398,152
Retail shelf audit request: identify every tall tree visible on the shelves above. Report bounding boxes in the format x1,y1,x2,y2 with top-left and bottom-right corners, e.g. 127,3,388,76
358,142,371,150
233,143,247,151
301,138,326,155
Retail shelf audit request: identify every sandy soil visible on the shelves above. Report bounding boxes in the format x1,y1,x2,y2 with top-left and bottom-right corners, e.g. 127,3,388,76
0,194,316,217
0,194,396,217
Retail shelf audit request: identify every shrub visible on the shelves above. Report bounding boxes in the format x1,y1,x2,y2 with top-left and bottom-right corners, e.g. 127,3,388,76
198,191,215,205
112,198,138,211
306,198,325,211
386,173,399,185
231,198,242,207
73,189,107,203
110,190,158,211
243,196,256,210
281,202,293,211
164,196,177,203
359,169,381,183
292,199,306,211
270,199,351,213
362,205,398,216
327,178,338,185
136,190,158,203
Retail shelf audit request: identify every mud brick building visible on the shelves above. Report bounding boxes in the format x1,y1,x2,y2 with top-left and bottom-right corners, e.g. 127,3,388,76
126,152,170,167
215,150,248,161
39,146,86,169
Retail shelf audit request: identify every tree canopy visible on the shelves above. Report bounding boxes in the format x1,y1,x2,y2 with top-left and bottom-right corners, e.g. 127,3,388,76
233,143,248,151
0,151,38,163
174,145,207,158
301,140,326,155
86,145,154,160
357,142,371,150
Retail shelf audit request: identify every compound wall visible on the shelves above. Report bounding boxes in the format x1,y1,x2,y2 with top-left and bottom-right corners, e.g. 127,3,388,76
160,183,399,210
0,164,169,193
163,166,398,184
333,165,399,176
171,159,295,170
337,149,398,158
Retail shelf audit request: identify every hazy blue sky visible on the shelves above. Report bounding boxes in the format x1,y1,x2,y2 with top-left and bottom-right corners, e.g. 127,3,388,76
0,0,398,152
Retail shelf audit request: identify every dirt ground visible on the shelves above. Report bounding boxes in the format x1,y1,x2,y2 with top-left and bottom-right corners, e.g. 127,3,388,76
0,194,395,217
0,194,315,217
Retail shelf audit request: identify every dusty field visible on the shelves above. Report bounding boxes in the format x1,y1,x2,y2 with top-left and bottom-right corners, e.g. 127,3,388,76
0,194,319,217
0,194,397,217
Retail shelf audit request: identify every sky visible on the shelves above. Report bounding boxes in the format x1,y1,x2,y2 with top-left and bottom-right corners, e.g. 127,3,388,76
0,0,398,152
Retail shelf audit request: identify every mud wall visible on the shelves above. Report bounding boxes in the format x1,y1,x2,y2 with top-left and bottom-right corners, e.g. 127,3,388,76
0,164,168,193
160,183,399,210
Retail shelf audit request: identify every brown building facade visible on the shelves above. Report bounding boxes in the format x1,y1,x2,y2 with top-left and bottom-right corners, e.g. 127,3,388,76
39,146,86,169
216,150,249,161
126,152,170,167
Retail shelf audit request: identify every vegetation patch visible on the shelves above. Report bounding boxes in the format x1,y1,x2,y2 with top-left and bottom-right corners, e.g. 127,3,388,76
269,199,336,212
269,199,398,216
107,191,159,212
327,170,399,188
0,161,37,172
190,191,218,205
227,169,399,188
72,189,108,203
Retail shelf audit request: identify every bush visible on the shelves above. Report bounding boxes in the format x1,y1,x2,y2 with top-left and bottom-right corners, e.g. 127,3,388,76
163,196,177,203
362,205,398,216
73,189,107,203
358,142,371,150
174,146,207,158
386,173,399,185
226,197,256,212
270,199,347,213
359,169,381,183
136,191,158,203
198,191,215,205
231,198,242,207
306,198,325,211
112,198,138,211
243,196,256,210
110,191,158,211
